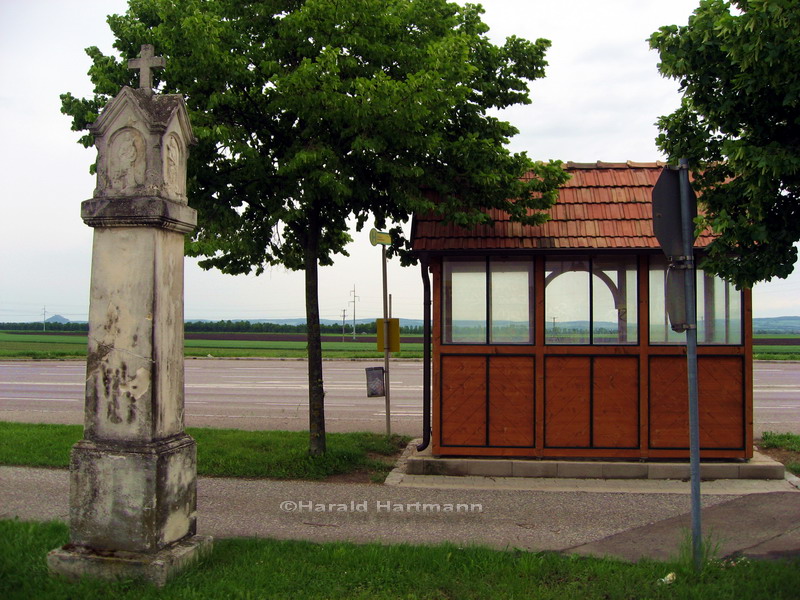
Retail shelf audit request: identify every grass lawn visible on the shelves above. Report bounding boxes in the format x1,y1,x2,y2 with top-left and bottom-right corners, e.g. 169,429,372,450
0,422,409,482
3,520,799,600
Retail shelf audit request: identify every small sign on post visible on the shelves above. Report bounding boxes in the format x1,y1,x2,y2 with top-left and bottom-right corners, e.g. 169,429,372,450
376,318,400,352
652,167,697,259
369,229,392,246
365,367,385,398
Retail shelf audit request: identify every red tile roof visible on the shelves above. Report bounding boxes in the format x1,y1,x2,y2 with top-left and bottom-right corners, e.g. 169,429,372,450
411,161,714,252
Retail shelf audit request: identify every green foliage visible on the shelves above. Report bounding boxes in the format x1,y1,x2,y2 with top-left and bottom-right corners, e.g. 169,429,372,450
650,1,800,288
62,0,567,273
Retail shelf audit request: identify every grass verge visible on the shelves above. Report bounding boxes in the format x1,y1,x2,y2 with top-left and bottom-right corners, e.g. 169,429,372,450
753,353,800,361
3,520,799,600
758,431,800,476
0,422,409,482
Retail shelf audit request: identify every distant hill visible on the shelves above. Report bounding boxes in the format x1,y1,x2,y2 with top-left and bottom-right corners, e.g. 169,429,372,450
45,314,70,324
752,316,800,334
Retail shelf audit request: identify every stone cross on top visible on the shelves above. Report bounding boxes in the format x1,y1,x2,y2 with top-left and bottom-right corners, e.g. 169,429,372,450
129,44,165,91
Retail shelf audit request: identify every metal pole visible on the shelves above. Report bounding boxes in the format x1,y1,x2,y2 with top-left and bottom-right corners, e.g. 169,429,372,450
382,246,391,436
679,157,702,571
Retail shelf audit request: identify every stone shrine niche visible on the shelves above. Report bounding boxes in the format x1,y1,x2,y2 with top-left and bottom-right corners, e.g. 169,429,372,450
89,86,194,203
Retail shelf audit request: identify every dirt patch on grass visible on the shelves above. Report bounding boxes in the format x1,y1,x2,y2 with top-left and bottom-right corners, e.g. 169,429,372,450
324,452,402,484
756,445,800,475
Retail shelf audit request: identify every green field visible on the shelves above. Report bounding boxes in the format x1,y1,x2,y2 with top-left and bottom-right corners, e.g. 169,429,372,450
1,330,798,360
752,335,800,360
0,332,423,360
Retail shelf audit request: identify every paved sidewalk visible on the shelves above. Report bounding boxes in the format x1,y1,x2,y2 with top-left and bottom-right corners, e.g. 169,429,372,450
2,465,798,563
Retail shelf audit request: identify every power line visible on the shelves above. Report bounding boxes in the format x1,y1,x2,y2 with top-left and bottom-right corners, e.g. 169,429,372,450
349,286,359,341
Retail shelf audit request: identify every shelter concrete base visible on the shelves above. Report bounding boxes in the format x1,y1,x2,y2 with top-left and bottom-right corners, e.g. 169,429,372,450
407,447,785,480
47,534,212,588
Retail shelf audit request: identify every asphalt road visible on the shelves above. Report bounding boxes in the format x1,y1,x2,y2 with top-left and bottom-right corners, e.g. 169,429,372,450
0,359,798,437
0,359,424,435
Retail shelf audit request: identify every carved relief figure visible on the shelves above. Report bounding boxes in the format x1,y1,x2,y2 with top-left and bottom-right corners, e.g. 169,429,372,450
164,134,183,198
109,129,145,193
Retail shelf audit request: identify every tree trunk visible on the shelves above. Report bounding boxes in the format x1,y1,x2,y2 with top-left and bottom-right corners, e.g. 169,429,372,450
304,220,326,456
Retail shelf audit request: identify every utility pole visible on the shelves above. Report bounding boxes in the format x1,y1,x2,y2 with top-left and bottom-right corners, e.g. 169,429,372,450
341,309,347,342
42,306,47,332
349,286,359,341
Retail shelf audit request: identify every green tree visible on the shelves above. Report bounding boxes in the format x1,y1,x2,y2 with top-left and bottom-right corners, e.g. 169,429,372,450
61,0,568,455
650,0,800,288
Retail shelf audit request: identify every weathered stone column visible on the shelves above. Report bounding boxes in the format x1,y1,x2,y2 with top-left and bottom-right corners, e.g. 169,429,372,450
48,45,212,586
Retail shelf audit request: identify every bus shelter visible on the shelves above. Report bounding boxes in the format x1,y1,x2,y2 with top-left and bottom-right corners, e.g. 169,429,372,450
411,162,752,460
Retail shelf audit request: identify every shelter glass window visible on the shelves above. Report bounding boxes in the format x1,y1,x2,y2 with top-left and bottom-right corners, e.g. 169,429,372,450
545,256,638,345
649,256,742,344
443,260,486,343
592,256,638,344
443,258,533,344
545,258,590,344
490,260,533,343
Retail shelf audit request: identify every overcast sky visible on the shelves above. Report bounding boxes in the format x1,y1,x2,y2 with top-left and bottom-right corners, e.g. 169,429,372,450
1,0,798,323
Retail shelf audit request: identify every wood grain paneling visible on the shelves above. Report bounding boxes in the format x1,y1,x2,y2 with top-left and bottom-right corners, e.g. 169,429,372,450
593,357,638,448
649,356,689,448
545,357,590,447
489,356,535,447
649,356,744,449
698,356,744,448
441,356,486,446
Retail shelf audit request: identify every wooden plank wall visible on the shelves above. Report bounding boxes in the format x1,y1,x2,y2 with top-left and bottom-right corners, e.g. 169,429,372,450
431,257,752,459
649,356,746,451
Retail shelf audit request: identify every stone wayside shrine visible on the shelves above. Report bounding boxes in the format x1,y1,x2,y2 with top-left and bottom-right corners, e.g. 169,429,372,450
48,45,212,586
